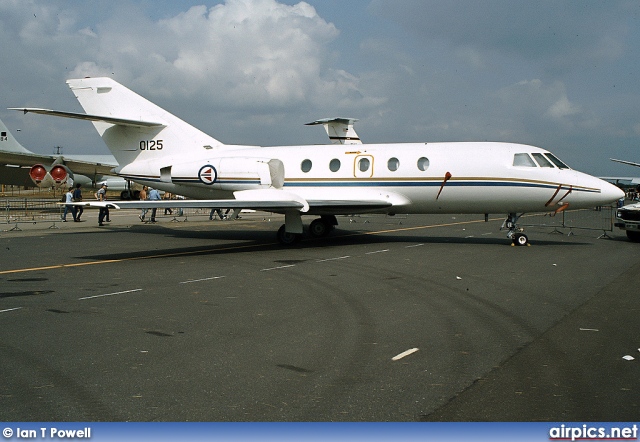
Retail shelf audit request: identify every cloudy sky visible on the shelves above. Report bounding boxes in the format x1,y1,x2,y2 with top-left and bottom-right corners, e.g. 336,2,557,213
1,0,639,175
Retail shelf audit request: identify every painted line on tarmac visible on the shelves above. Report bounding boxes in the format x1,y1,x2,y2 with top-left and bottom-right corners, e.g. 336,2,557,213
392,348,419,361
316,256,351,263
0,307,23,314
180,276,226,284
365,249,389,255
78,288,143,300
260,264,296,272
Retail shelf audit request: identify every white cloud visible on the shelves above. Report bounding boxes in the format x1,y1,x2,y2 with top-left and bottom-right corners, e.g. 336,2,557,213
64,0,373,113
545,95,581,120
498,79,582,122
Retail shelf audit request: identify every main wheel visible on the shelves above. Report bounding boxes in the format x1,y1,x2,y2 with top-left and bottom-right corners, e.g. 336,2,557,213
309,218,330,237
277,224,301,245
513,233,529,246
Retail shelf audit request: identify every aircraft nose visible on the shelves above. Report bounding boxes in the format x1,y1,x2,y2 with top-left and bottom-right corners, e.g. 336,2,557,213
600,179,625,203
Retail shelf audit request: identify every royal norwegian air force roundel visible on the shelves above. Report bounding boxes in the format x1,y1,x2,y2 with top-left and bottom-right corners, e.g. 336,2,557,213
198,164,217,185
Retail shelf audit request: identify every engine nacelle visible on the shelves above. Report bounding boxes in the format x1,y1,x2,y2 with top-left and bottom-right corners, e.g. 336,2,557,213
29,164,70,188
169,157,285,190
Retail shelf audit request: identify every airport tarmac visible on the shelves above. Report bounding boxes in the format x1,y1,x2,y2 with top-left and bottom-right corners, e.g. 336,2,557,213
1,209,639,421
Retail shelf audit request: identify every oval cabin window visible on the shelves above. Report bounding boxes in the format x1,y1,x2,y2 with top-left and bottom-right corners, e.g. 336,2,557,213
417,157,430,171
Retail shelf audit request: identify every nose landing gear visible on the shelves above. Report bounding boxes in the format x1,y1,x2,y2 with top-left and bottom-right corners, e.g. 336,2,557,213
502,213,529,246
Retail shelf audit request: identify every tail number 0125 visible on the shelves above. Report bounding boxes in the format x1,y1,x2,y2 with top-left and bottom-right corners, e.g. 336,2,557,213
140,140,163,150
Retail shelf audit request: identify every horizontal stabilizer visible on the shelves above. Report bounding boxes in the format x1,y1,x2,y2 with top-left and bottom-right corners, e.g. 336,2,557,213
9,108,165,128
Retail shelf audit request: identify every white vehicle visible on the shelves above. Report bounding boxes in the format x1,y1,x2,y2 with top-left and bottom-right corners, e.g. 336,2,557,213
616,202,640,242
610,158,640,242
12,77,624,245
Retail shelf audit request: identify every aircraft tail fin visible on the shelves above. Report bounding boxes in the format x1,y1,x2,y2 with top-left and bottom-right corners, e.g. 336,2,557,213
305,118,361,145
63,77,225,167
0,117,33,154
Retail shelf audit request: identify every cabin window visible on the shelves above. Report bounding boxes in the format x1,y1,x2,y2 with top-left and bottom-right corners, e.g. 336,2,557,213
301,159,312,173
329,158,341,172
544,153,570,169
532,153,554,168
513,153,536,167
358,157,370,172
417,157,430,171
388,157,399,172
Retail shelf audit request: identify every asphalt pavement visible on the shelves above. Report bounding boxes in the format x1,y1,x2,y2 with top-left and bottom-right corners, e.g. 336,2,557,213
1,208,638,421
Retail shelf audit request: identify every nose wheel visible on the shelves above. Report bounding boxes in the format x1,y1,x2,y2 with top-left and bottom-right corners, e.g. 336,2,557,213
512,232,529,246
502,213,530,246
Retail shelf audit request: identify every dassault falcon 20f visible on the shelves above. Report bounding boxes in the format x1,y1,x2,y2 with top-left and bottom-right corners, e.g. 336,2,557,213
11,77,623,245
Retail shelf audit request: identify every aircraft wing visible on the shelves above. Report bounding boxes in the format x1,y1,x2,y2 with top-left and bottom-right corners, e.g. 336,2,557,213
611,158,640,168
0,150,116,177
65,199,306,212
9,108,165,128
66,197,392,217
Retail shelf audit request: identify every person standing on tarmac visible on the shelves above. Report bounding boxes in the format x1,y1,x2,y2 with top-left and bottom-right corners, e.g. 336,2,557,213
148,187,161,222
72,183,83,221
138,185,148,221
62,186,76,222
95,183,110,226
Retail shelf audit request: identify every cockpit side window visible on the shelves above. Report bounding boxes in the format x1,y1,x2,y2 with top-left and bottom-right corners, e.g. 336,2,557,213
513,153,537,167
544,153,570,169
532,153,554,167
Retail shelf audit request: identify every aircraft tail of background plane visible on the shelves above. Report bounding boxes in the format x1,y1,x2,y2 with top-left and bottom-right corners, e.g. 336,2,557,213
65,77,226,168
305,118,361,145
0,117,32,154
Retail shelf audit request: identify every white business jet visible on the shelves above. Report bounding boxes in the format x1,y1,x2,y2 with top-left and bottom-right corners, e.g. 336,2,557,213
11,77,623,245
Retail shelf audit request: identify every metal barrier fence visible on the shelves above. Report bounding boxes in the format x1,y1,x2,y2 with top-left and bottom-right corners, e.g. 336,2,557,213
519,205,615,238
2,199,64,230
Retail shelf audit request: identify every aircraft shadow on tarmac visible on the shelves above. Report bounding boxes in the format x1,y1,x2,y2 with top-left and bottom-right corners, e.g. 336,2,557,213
69,223,599,263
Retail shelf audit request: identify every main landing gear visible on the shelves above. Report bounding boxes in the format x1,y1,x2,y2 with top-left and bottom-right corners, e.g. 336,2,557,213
502,212,529,246
277,215,338,245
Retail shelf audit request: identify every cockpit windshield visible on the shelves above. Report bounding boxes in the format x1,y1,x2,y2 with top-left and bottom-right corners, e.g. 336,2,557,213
513,152,571,169
544,153,570,169
513,153,536,167
532,153,554,167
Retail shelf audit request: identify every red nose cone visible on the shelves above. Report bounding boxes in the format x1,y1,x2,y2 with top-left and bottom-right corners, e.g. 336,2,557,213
29,165,47,182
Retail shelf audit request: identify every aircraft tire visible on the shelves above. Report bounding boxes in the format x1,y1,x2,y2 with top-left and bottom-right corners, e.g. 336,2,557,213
626,230,640,242
309,218,330,237
513,233,529,246
277,224,301,245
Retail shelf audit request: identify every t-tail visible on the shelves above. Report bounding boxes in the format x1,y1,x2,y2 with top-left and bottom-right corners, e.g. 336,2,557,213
65,77,226,168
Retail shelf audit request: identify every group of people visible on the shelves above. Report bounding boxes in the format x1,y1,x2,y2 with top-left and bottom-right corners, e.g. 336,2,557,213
138,185,162,222
63,184,234,226
61,182,111,226
61,183,85,222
